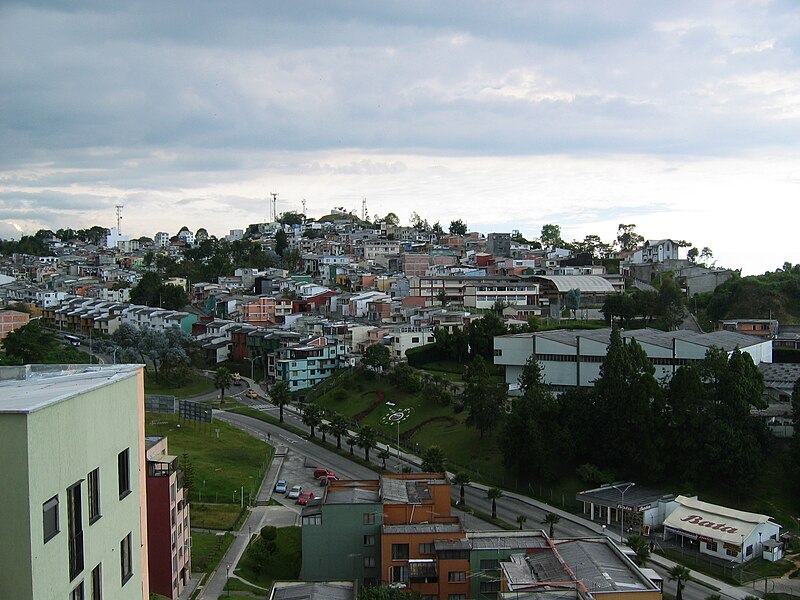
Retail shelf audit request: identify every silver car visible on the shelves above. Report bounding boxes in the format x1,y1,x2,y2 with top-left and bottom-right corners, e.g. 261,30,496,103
287,485,302,499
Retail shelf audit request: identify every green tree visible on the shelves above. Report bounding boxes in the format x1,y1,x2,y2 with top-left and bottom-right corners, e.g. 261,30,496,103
627,534,650,565
516,514,528,530
357,425,377,462
358,585,422,599
1,320,58,364
275,228,288,257
270,380,291,423
302,403,323,438
451,472,471,506
687,247,699,263
420,446,447,472
214,367,232,403
668,565,691,600
383,212,400,227
179,452,195,500
565,288,581,319
378,448,391,470
130,271,162,306
278,211,305,227
328,412,350,449
346,435,357,455
362,344,391,372
487,487,503,519
449,219,467,236
540,224,562,249
542,513,560,538
616,224,644,252
462,356,506,439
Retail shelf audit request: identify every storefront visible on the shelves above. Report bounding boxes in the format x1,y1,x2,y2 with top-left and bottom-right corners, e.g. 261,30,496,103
576,483,677,534
663,496,782,564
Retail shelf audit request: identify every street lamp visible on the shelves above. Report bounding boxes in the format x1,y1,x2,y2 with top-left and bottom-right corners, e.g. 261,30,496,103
245,355,257,381
609,482,635,543
740,533,745,584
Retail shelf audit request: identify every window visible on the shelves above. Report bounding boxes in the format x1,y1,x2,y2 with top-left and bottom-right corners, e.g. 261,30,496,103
87,469,101,524
480,580,501,593
43,495,59,543
67,482,84,581
706,541,718,552
362,512,375,525
726,549,739,557
118,449,131,499
448,571,466,583
302,514,322,526
494,348,503,356
448,595,467,600
70,582,84,600
391,566,409,583
392,544,409,560
419,542,435,554
91,564,102,600
363,535,375,546
480,558,500,570
120,533,133,585
364,556,376,568
746,544,753,556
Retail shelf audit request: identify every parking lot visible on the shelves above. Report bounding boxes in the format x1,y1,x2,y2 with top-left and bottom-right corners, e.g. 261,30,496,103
269,443,332,510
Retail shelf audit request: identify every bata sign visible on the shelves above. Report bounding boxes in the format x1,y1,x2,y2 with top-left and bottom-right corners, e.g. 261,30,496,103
680,514,739,534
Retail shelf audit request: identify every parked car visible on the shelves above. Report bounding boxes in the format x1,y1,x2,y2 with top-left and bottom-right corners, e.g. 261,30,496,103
313,467,335,480
245,389,258,399
297,491,316,505
287,485,302,500
318,474,339,486
274,479,287,494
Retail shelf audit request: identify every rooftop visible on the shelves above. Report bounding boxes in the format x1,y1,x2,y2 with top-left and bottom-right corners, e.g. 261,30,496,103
0,364,142,414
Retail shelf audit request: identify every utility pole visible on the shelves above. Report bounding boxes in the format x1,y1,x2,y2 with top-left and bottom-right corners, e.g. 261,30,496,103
115,205,124,235
270,192,278,222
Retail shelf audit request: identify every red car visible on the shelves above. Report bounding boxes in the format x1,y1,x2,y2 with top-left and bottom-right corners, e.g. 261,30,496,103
314,467,335,480
297,491,315,505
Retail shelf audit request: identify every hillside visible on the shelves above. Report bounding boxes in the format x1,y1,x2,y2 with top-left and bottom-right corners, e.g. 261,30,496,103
700,267,800,323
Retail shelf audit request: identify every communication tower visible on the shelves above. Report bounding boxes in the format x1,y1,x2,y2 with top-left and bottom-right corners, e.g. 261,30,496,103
115,205,124,235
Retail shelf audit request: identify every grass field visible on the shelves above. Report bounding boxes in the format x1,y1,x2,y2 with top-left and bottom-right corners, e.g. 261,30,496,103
145,371,216,398
191,531,234,574
190,503,246,530
235,527,302,588
145,413,272,504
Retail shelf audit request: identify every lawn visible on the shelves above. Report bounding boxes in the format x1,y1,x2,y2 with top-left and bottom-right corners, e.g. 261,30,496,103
191,531,234,574
235,526,302,588
145,370,215,398
145,412,272,505
190,503,246,530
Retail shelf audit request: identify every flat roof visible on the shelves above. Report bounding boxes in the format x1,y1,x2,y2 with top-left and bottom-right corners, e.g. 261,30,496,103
576,483,672,510
0,364,142,414
383,523,462,535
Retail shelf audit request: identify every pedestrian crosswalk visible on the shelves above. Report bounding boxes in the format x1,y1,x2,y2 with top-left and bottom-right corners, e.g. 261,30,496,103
250,404,273,410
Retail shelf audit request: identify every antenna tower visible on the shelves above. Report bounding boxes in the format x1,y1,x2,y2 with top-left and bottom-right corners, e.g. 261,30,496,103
115,205,124,235
362,197,368,222
270,192,278,222
302,198,307,216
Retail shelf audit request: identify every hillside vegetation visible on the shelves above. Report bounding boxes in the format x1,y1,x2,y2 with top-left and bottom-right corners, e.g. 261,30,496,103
699,265,800,323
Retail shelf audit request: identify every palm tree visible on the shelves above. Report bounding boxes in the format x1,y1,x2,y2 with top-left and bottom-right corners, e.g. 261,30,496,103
451,472,471,506
626,534,650,565
669,565,691,600
346,436,356,455
487,488,503,519
319,422,329,443
270,380,291,423
517,515,528,530
420,445,447,472
542,513,561,538
357,425,377,462
302,403,323,438
328,413,349,449
214,367,232,404
378,448,391,470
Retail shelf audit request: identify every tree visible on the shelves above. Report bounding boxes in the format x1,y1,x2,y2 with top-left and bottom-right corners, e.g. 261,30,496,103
700,247,714,264
565,288,581,319
542,513,560,538
516,515,528,530
130,271,162,306
319,422,329,443
302,403,323,438
383,212,400,227
449,219,467,236
616,224,644,252
462,356,506,438
378,448,391,470
668,565,691,600
179,452,195,500
278,211,305,227
540,224,562,249
357,426,377,462
270,380,291,423
1,320,58,364
358,585,422,600
627,534,650,565
329,413,350,450
275,228,288,257
409,212,429,231
436,288,448,306
420,446,447,472
451,472,471,506
363,344,391,372
346,435,357,455
432,222,444,236
687,247,699,263
487,487,503,519
214,367,232,403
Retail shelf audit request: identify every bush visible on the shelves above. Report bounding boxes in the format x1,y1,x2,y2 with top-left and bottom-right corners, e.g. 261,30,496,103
576,463,616,486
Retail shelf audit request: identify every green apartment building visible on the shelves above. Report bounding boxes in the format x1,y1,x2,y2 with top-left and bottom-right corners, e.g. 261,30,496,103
0,364,149,600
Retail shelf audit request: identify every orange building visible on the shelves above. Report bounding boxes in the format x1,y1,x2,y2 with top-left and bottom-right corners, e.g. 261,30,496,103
0,309,29,339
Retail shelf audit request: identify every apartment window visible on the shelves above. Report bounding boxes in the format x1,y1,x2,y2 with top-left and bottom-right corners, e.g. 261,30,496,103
363,535,375,546
67,482,84,581
118,449,131,499
43,495,59,543
362,512,375,525
120,533,133,585
70,582,84,600
448,571,466,583
480,558,500,570
494,348,503,356
391,565,409,583
419,542,435,554
364,556,376,568
480,580,501,593
87,469,101,524
726,549,738,557
391,544,409,560
746,545,753,556
448,595,467,600
91,564,102,600
302,514,322,526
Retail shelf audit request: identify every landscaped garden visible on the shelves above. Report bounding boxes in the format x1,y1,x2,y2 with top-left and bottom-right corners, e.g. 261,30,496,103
234,526,302,589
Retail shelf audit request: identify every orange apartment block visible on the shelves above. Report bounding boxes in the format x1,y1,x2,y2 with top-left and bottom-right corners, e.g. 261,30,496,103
0,309,29,339
242,296,294,325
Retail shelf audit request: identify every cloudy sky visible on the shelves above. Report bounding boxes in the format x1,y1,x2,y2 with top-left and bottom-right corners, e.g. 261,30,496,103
2,1,799,274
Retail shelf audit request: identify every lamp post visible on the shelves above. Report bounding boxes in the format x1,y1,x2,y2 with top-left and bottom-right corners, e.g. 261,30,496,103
112,347,118,365
759,531,762,558
246,355,257,381
609,482,635,543
740,533,745,584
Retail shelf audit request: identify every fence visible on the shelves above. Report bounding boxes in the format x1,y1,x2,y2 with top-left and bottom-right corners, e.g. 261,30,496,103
144,394,177,414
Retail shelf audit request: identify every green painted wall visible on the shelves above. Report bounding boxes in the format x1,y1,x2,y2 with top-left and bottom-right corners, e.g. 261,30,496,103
302,502,382,583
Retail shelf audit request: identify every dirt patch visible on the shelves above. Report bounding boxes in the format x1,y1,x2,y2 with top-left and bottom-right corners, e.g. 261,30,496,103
401,416,457,441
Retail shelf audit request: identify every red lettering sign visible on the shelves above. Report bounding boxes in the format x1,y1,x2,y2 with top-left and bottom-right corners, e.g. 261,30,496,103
680,514,738,534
